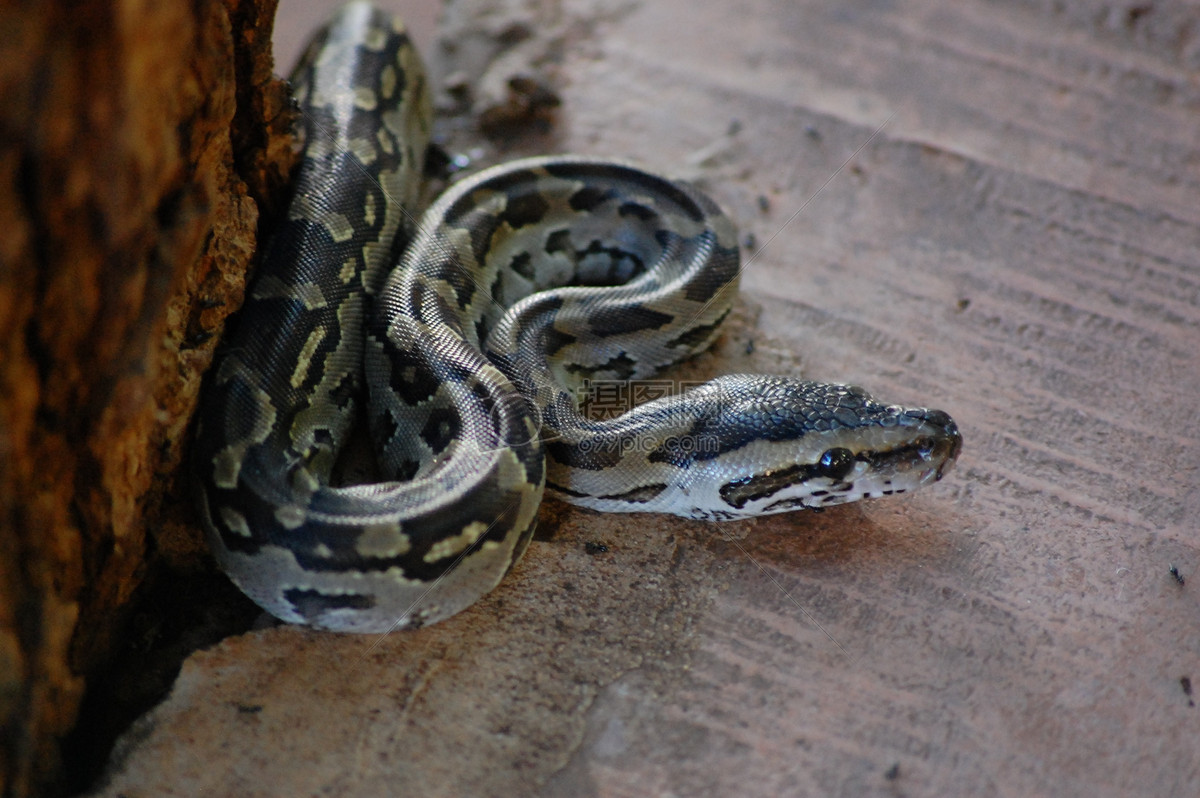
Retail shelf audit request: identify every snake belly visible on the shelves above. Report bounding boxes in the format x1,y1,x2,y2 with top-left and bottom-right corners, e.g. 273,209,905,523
193,2,962,633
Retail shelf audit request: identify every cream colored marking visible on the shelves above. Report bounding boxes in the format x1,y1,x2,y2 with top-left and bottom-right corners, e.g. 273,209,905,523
362,24,388,51
321,212,356,243
354,86,378,111
360,245,386,288
363,190,376,227
376,166,407,207
313,39,340,70
347,136,378,166
211,361,278,443
298,130,345,163
375,127,396,155
275,505,307,530
252,275,327,309
212,448,243,489
314,543,334,558
338,257,357,284
219,506,252,538
424,521,488,562
291,466,320,495
290,328,326,389
380,64,397,99
356,523,412,558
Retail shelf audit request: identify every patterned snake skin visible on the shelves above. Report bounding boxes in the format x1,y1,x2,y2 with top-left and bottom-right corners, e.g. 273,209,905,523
192,2,962,633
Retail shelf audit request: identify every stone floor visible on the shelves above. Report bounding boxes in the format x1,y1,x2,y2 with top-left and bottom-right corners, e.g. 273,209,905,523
90,0,1200,796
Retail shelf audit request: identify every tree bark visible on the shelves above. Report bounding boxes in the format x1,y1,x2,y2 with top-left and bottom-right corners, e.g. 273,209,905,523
0,0,293,794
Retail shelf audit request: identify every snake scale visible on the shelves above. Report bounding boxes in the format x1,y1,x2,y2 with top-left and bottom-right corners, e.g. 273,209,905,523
193,2,962,633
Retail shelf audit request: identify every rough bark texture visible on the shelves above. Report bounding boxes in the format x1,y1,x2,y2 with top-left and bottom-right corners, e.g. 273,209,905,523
0,0,293,795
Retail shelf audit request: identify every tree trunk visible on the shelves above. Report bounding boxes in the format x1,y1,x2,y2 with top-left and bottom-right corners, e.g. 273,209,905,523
0,0,293,794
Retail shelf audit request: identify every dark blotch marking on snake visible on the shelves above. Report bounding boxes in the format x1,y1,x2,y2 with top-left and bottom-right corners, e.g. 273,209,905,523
567,184,615,212
598,482,668,504
438,261,478,309
463,210,503,266
563,351,637,381
544,231,649,285
545,436,624,471
499,189,551,229
618,201,659,223
407,275,458,329
588,305,674,337
508,250,535,281
545,480,589,498
682,241,739,303
285,588,376,621
420,406,460,454
666,307,731,349
379,334,440,406
719,449,856,509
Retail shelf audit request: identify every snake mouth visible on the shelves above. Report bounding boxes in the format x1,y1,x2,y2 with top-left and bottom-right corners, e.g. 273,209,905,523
905,409,962,485
936,429,963,479
850,407,962,489
923,436,959,484
924,409,962,474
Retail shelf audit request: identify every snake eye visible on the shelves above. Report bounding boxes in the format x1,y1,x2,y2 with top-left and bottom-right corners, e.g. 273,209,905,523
816,447,855,481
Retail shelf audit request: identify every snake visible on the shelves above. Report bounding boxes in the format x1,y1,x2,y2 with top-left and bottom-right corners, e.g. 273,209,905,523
192,2,962,633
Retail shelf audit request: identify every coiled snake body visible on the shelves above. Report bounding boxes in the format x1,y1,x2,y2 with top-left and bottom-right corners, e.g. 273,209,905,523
193,3,962,632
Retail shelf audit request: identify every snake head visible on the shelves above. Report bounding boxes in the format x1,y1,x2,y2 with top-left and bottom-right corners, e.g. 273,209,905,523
671,376,962,518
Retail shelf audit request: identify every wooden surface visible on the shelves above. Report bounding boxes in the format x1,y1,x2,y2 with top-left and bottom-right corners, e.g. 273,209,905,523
95,0,1200,796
